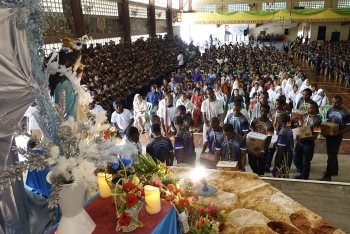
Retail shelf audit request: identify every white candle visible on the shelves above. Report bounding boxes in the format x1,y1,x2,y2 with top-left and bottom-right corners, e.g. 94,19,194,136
144,185,161,214
97,173,112,198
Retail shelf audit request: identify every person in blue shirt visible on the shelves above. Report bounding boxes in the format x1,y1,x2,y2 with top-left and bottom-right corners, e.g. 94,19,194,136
272,113,294,178
174,116,196,166
207,68,217,89
201,117,223,155
215,124,246,171
145,85,161,111
321,96,350,181
224,101,249,138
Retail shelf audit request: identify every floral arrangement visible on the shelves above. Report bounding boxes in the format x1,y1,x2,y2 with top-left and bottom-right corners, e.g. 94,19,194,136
0,110,138,208
95,157,134,185
131,154,227,234
113,175,145,228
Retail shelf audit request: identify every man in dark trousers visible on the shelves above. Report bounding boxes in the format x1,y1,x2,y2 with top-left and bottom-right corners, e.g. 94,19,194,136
272,113,294,178
321,96,350,181
293,102,322,180
249,104,274,176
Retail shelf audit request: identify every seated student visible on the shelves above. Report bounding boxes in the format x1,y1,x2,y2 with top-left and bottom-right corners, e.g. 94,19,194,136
146,124,174,166
111,100,134,133
312,89,329,107
201,117,223,155
215,124,247,171
228,88,242,103
249,104,274,176
293,102,322,180
272,113,294,178
174,116,196,166
224,101,249,138
88,102,105,115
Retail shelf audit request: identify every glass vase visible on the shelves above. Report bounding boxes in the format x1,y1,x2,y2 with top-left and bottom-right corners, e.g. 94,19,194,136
116,201,143,232
176,210,189,233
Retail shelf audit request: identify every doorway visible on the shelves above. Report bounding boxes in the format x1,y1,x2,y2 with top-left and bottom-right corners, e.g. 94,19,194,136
331,31,340,42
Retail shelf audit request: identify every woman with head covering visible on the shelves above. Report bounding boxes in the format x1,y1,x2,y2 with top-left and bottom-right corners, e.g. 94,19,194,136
283,78,294,96
133,94,148,133
299,79,311,93
274,86,285,101
312,89,329,107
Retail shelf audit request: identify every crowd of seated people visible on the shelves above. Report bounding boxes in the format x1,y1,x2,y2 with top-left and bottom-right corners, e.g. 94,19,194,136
292,40,350,82
79,35,199,119
257,34,285,43
41,35,349,182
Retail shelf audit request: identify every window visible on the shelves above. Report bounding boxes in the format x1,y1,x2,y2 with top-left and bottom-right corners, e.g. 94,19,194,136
262,2,286,10
131,35,149,43
41,0,63,13
155,9,166,19
155,0,167,8
172,0,179,9
228,4,250,12
298,1,324,9
89,37,121,47
129,5,148,18
197,5,216,13
81,0,118,16
129,0,149,4
43,43,62,56
338,0,350,8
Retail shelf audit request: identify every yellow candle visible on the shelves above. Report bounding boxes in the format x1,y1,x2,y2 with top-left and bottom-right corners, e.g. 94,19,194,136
97,173,112,198
144,185,161,214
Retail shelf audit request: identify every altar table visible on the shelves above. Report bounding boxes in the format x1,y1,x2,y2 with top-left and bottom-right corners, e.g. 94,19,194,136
45,193,181,234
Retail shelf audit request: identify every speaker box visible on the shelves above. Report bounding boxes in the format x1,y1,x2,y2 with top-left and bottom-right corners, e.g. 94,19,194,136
284,29,289,35
244,29,248,36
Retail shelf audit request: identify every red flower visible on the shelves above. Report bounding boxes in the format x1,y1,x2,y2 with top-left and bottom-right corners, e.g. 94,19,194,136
119,211,131,226
167,184,176,192
122,182,136,192
126,193,139,208
135,188,145,198
178,198,191,210
206,204,218,214
197,206,206,214
165,194,175,202
175,188,184,195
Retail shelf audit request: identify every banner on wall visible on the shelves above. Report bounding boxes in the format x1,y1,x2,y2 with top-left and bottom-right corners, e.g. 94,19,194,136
182,9,350,24
223,24,248,35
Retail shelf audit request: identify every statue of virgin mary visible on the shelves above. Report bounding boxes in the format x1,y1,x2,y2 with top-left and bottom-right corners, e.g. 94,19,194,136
47,36,92,122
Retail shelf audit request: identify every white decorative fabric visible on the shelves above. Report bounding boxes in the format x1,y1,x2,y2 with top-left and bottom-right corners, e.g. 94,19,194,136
0,9,34,233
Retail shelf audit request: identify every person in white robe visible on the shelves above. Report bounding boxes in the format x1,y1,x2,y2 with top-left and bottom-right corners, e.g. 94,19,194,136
312,89,329,107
